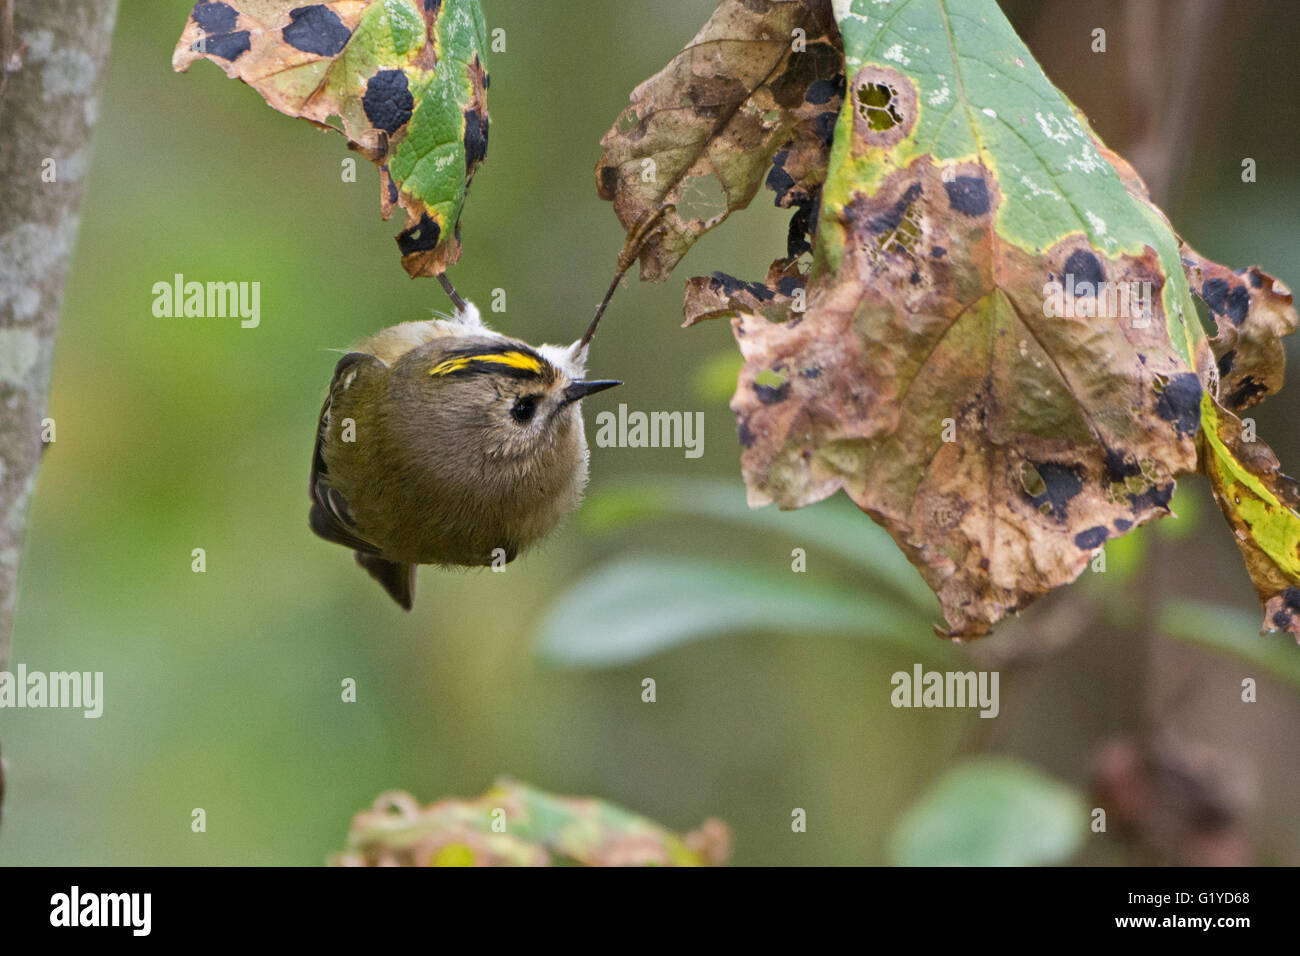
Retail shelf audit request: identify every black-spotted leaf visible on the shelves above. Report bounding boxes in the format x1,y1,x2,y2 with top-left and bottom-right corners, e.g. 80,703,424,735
173,0,488,277
680,0,1300,639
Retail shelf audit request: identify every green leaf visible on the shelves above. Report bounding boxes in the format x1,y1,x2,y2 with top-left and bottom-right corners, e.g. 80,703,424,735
822,1,1184,278
536,555,947,668
580,478,937,612
1158,601,1300,690
889,758,1086,866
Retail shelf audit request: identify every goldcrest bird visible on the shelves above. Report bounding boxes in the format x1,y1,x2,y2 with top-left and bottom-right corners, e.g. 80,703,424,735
309,207,669,608
308,292,620,609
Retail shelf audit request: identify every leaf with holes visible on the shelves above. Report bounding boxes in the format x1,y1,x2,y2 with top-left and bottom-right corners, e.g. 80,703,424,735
173,0,488,278
1118,159,1300,640
715,0,1300,638
1181,243,1296,413
595,0,842,282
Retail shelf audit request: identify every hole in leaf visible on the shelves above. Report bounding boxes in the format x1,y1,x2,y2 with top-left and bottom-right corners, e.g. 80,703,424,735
1190,293,1215,338
678,174,728,223
879,204,923,257
1019,461,1047,498
755,368,788,388
856,81,902,131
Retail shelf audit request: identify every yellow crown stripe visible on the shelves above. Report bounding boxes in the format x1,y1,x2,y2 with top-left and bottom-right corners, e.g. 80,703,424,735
429,351,545,376
428,357,473,376
482,351,545,373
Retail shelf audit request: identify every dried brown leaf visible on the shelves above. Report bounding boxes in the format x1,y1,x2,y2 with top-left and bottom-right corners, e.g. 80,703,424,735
595,0,840,281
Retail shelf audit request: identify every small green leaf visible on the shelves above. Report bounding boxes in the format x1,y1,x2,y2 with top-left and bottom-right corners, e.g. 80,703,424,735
536,556,946,668
580,478,937,612
890,758,1086,866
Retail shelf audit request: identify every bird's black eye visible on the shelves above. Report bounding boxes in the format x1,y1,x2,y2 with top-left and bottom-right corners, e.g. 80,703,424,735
510,395,538,424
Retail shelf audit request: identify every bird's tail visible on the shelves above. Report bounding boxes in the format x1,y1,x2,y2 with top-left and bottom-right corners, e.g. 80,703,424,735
354,552,416,610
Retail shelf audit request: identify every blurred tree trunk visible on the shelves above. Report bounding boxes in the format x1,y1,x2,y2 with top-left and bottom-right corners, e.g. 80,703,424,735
0,0,120,821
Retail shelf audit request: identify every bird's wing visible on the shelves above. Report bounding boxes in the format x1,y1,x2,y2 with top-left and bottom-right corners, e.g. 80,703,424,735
308,351,388,555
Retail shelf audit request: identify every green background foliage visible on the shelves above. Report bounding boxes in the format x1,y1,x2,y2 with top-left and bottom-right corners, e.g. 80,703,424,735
2,0,1299,865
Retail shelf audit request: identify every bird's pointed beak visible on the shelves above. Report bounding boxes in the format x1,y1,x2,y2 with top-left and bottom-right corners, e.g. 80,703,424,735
562,379,622,405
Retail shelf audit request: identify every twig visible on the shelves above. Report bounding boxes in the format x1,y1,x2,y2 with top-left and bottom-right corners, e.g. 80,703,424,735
578,204,671,349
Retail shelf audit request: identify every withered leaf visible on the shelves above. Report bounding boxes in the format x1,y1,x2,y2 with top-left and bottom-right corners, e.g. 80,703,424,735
1095,141,1300,640
595,0,841,282
1181,245,1297,413
173,0,489,278
331,779,730,867
718,0,1300,638
683,258,807,327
